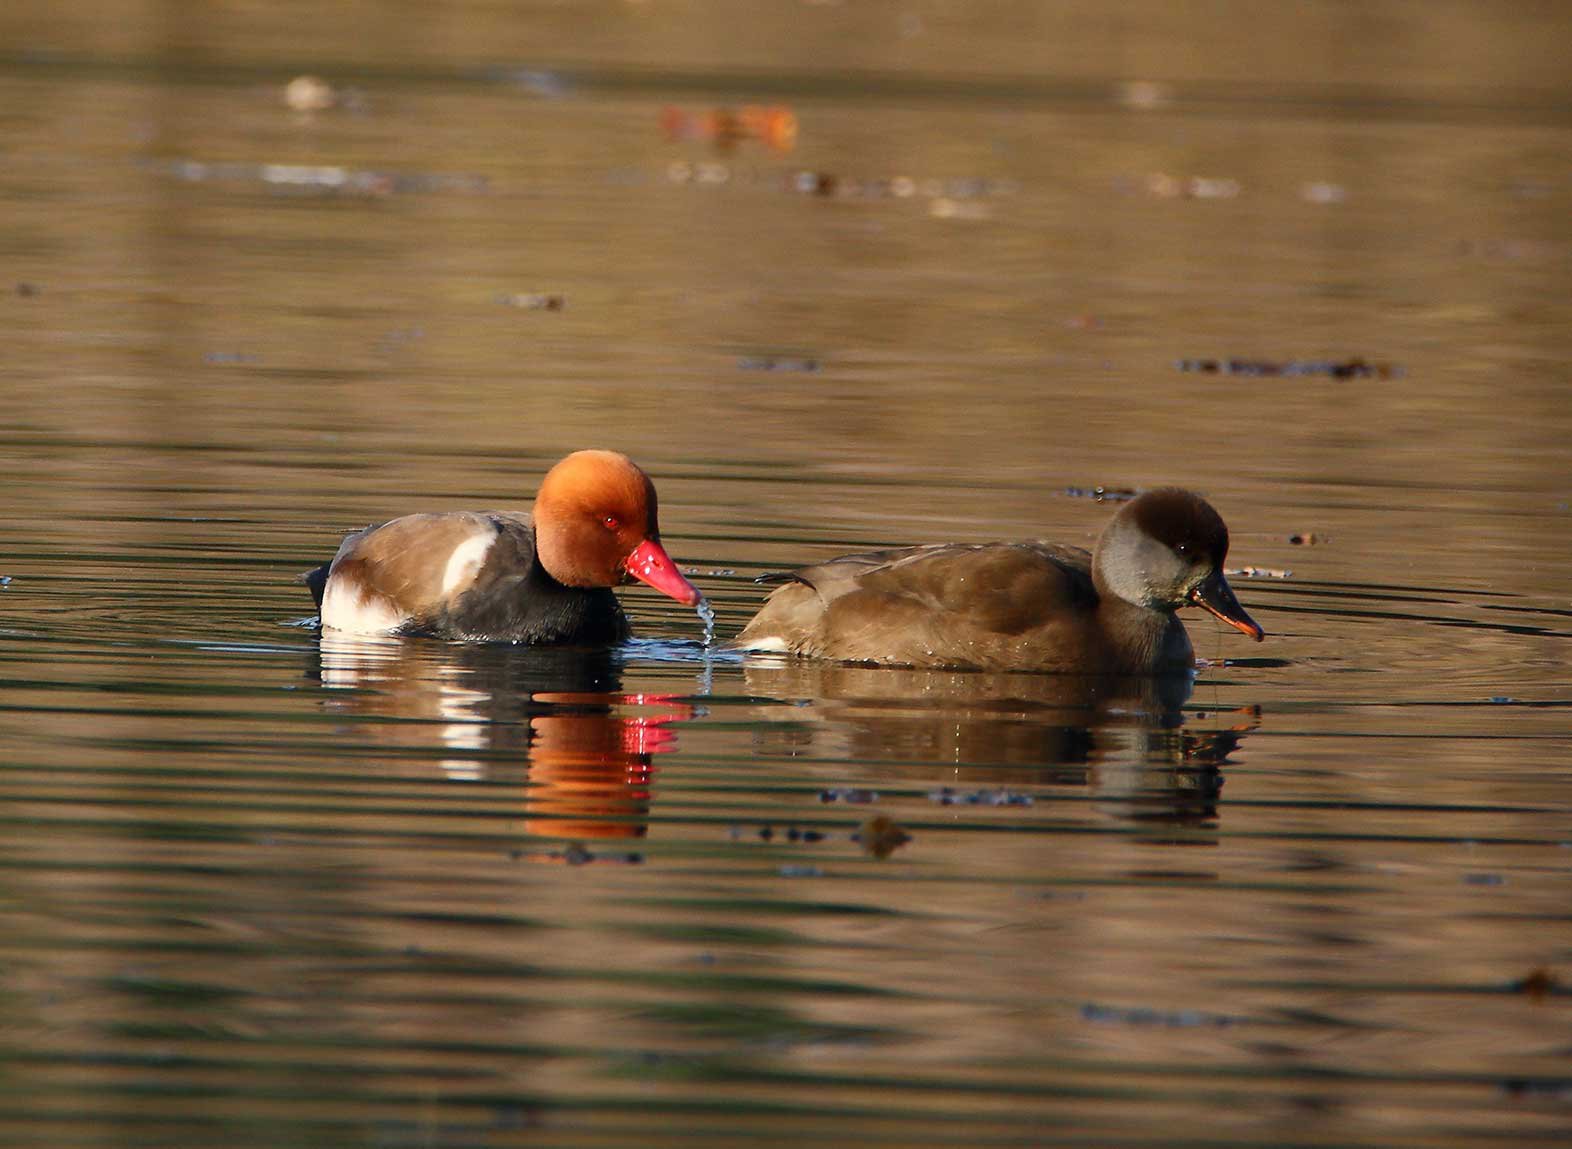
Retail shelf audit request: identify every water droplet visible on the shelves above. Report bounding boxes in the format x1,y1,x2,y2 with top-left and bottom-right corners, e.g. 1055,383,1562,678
695,599,716,647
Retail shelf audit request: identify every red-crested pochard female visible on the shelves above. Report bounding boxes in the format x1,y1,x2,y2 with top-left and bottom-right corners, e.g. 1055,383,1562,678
735,488,1263,673
304,450,701,642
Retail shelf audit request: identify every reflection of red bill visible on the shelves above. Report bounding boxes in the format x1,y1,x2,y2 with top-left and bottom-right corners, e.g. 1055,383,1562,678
625,539,703,606
620,693,696,757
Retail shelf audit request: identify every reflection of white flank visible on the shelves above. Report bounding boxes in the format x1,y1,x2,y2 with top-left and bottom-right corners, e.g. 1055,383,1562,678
439,678,489,782
317,631,403,689
321,578,404,634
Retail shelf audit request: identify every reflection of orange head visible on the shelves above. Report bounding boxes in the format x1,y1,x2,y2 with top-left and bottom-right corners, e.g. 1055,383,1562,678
524,693,693,841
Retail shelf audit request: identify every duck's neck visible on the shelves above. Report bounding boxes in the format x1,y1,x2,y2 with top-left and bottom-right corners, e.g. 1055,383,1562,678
1092,580,1194,674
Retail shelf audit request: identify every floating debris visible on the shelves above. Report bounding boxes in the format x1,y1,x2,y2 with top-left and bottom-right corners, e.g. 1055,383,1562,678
793,170,838,196
1510,967,1560,1001
1500,1078,1572,1100
786,171,1016,203
927,787,1034,807
732,824,825,844
546,841,643,866
1080,1002,1238,1028
666,160,731,185
497,292,565,311
1300,181,1348,205
1144,172,1241,200
737,354,820,373
147,157,487,198
1176,357,1401,380
1288,533,1327,546
1065,485,1138,503
1226,566,1292,579
819,787,878,805
284,75,338,113
1115,80,1175,111
498,68,571,99
661,104,798,153
1455,238,1559,261
854,815,911,859
928,197,991,221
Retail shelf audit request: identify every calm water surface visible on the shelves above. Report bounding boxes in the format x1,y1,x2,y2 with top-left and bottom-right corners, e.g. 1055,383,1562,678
0,5,1569,1147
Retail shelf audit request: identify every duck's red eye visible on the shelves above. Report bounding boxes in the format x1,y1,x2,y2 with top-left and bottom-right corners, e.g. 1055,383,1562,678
603,515,620,530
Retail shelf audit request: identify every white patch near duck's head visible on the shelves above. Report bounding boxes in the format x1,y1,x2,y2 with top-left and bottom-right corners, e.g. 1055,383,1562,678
320,576,407,635
441,532,495,596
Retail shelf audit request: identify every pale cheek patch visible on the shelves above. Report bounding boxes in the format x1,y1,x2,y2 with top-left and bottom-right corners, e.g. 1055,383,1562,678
320,578,406,635
442,534,494,596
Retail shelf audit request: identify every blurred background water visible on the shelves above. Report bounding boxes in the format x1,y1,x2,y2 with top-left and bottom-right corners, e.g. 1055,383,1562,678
0,3,1568,1146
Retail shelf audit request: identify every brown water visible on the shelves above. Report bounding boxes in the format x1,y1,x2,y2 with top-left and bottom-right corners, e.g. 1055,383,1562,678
1,5,1569,1147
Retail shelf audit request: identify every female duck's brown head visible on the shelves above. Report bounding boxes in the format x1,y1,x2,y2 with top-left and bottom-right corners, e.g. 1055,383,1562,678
532,450,702,606
1093,488,1264,640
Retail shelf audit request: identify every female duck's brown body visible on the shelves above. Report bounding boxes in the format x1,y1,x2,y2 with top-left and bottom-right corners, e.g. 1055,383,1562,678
735,488,1263,674
305,450,701,643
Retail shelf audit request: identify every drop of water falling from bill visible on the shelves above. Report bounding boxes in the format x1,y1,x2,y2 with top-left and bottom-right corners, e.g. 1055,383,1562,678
695,598,716,648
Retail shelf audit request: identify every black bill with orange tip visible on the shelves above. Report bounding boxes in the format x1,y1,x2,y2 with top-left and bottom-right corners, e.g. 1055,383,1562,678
1188,569,1264,641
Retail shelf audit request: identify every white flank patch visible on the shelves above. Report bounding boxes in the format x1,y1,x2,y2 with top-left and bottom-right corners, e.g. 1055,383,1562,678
320,578,406,635
736,635,789,652
441,533,494,595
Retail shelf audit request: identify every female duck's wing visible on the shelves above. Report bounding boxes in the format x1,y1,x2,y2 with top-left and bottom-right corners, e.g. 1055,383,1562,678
738,541,1095,666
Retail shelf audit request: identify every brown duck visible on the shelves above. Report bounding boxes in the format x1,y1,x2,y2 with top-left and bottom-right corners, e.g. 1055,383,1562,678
735,488,1263,673
304,450,701,642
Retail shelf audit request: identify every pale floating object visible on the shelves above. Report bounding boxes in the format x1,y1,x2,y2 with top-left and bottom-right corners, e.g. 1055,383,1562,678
284,75,336,113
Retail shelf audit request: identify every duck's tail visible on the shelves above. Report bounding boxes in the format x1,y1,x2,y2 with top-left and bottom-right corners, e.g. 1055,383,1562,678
300,563,331,609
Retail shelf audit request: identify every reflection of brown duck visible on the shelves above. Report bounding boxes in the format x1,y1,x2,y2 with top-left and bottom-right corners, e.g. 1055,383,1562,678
737,489,1262,672
742,660,1258,824
313,636,691,840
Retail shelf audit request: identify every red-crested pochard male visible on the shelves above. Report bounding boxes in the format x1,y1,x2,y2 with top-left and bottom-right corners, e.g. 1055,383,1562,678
735,488,1263,673
304,450,702,642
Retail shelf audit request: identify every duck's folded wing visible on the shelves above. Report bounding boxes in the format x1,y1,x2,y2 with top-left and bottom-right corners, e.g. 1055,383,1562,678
744,540,1097,654
323,512,517,624
761,542,960,598
850,541,1095,635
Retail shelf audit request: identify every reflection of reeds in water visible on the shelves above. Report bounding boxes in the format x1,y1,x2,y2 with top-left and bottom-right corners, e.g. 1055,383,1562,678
312,635,692,842
741,658,1259,825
